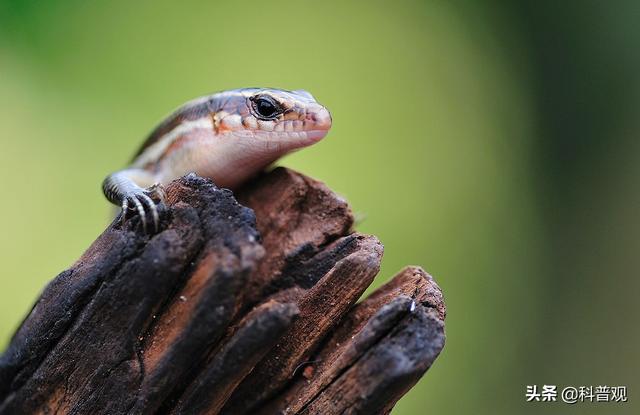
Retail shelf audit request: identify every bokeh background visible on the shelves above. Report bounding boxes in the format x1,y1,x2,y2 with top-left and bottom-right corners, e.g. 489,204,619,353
1,1,638,414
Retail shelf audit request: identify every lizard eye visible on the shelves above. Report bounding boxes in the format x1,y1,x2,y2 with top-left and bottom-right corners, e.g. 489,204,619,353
250,95,282,120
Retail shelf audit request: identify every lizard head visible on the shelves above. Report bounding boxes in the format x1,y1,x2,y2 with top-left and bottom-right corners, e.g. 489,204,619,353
214,88,332,150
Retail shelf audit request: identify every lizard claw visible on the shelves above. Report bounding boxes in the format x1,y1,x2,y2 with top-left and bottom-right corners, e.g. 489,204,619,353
147,183,167,204
121,184,165,233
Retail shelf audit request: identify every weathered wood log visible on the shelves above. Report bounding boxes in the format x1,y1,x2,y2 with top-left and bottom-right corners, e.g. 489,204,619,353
0,167,446,415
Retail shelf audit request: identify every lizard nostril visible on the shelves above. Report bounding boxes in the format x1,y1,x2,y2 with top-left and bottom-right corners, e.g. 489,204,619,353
306,107,332,130
316,111,332,130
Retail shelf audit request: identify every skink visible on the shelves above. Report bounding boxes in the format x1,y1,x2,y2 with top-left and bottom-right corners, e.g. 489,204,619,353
102,88,332,231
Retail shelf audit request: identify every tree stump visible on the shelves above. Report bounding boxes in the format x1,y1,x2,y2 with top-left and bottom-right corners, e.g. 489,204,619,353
0,167,446,415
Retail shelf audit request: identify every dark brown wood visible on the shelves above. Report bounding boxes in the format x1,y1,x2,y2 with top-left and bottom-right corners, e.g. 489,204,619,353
0,167,446,415
262,267,446,415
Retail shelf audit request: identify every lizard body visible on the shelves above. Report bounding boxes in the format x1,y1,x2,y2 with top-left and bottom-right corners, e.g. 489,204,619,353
102,88,332,231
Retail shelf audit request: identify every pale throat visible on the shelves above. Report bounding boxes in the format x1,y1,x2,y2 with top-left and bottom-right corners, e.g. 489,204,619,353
144,119,307,189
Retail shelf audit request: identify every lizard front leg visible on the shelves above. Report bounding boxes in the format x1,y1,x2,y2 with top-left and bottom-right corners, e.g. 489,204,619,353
102,168,164,232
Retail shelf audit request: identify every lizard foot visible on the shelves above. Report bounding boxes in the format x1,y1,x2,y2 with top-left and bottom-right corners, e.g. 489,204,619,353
121,184,165,233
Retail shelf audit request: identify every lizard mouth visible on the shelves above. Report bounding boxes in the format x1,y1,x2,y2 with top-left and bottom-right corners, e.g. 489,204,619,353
230,128,330,149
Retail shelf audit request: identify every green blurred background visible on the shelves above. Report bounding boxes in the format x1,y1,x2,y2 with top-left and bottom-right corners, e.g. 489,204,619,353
0,1,638,413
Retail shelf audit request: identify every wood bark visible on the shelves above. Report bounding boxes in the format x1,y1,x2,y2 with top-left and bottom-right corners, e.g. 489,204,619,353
0,167,446,415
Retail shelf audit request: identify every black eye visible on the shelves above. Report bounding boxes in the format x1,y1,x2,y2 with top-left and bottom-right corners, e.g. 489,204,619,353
251,95,281,119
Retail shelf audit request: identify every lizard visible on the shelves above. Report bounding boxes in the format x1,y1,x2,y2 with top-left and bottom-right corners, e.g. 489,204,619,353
102,87,332,232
